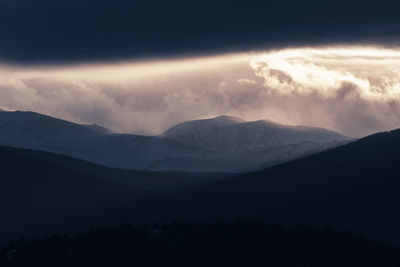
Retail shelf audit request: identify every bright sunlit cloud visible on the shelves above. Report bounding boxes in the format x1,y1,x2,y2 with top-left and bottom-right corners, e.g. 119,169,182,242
250,46,400,99
1,45,400,137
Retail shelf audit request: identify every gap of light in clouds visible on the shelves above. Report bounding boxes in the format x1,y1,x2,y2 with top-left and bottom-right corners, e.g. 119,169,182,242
0,46,400,137
250,47,400,99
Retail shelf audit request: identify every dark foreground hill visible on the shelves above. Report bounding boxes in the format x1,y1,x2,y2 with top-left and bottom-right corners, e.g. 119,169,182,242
0,147,233,243
0,146,230,194
1,222,399,267
157,129,400,244
0,146,229,244
0,147,160,244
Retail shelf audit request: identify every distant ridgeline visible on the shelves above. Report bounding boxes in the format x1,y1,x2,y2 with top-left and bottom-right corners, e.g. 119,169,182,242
1,222,399,267
0,110,350,172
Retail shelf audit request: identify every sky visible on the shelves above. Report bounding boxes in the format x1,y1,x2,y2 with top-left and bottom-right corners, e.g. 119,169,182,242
1,0,400,137
1,0,399,64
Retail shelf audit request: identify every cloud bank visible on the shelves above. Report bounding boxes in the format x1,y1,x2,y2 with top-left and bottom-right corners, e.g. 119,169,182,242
0,46,400,137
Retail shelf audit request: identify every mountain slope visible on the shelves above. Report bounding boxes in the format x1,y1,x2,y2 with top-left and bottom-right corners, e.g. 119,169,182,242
0,145,233,244
0,110,204,170
161,115,350,171
0,145,231,194
159,129,400,244
163,115,347,151
0,146,162,244
0,110,350,172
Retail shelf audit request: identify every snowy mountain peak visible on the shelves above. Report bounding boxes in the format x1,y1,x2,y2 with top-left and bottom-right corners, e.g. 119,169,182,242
162,115,245,137
211,115,245,124
162,115,349,155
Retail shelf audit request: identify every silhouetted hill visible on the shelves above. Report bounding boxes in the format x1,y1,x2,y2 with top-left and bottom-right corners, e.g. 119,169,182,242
0,147,160,244
159,129,400,244
2,222,399,267
0,145,235,244
0,146,231,194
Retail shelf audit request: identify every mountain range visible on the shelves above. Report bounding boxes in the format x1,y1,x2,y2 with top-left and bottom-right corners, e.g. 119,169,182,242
2,109,400,246
0,110,349,172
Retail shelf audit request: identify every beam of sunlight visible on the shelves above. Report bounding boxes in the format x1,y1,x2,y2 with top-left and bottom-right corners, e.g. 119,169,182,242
1,45,400,137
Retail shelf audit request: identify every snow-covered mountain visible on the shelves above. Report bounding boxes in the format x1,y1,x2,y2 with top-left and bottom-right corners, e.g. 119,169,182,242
0,110,351,172
158,115,350,171
163,115,347,152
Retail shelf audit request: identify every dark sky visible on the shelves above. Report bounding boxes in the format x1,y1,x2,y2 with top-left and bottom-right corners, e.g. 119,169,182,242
1,0,399,64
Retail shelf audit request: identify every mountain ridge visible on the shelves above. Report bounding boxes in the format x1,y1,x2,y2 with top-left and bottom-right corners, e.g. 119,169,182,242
162,115,349,152
0,110,351,172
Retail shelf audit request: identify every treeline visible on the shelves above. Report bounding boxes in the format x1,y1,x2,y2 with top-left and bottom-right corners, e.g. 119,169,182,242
1,221,399,267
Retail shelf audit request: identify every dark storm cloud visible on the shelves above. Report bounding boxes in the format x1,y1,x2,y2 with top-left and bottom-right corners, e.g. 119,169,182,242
0,0,399,63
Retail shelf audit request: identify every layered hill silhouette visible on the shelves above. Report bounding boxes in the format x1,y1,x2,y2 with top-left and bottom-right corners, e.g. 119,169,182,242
0,146,229,243
0,146,230,194
1,125,400,245
0,146,152,243
0,110,349,172
159,129,400,244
